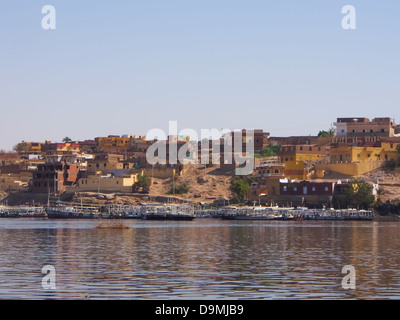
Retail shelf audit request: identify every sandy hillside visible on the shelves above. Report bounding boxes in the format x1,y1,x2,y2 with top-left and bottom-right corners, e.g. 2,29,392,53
150,164,233,202
359,168,400,203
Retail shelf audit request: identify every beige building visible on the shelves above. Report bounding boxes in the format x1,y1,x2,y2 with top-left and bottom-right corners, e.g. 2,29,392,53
67,174,138,193
334,117,396,138
86,154,126,174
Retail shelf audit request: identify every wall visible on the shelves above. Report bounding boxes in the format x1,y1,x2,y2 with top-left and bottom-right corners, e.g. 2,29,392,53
315,160,386,177
68,174,137,193
330,144,399,164
86,159,124,174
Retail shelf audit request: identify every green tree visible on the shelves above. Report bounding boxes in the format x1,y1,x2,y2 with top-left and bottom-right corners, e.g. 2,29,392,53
318,127,336,137
134,173,151,193
345,178,375,209
230,177,251,203
254,144,281,158
13,140,27,153
62,137,72,143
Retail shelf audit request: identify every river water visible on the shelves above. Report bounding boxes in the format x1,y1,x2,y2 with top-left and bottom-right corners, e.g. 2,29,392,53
0,218,399,300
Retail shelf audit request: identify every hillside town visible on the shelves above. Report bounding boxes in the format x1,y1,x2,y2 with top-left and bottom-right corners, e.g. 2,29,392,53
1,117,400,214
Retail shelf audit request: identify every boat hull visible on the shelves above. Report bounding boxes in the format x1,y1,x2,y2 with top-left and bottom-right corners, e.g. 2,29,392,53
143,214,195,221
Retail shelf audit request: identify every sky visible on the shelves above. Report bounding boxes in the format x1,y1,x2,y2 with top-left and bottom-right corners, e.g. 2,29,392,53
0,1,399,151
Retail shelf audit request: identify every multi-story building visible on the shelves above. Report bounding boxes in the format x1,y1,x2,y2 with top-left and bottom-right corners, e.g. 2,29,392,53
329,138,400,164
278,145,329,180
41,142,81,155
334,117,396,138
85,154,126,175
95,135,131,152
32,159,81,194
315,137,400,177
249,161,285,200
223,129,268,153
15,141,48,154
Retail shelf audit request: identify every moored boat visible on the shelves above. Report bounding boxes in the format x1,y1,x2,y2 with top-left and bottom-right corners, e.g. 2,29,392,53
141,203,196,221
216,206,374,221
46,204,112,219
0,206,46,218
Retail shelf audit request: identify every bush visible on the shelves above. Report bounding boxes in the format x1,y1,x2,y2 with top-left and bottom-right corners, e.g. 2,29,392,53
374,199,400,215
230,177,252,203
134,173,151,193
169,182,190,194
254,144,281,158
345,178,375,209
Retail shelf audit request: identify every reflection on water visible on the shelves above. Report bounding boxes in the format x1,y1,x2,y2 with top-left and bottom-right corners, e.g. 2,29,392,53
0,218,400,299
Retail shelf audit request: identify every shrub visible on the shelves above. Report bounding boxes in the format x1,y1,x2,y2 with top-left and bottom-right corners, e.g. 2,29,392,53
169,182,190,194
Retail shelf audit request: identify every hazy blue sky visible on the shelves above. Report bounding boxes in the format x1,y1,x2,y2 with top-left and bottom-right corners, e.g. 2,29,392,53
0,1,399,150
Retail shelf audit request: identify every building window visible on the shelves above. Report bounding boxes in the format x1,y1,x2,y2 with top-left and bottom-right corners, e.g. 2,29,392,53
325,187,329,192
312,187,316,192
381,129,385,133
293,187,297,191
274,169,279,173
283,186,287,192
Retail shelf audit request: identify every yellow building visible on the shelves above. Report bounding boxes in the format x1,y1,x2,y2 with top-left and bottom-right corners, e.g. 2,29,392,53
315,138,400,177
17,141,48,153
41,142,81,155
278,145,329,180
249,162,285,200
95,136,131,150
330,141,400,163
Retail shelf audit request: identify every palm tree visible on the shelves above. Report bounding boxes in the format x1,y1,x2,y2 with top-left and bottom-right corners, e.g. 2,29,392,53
62,137,72,143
